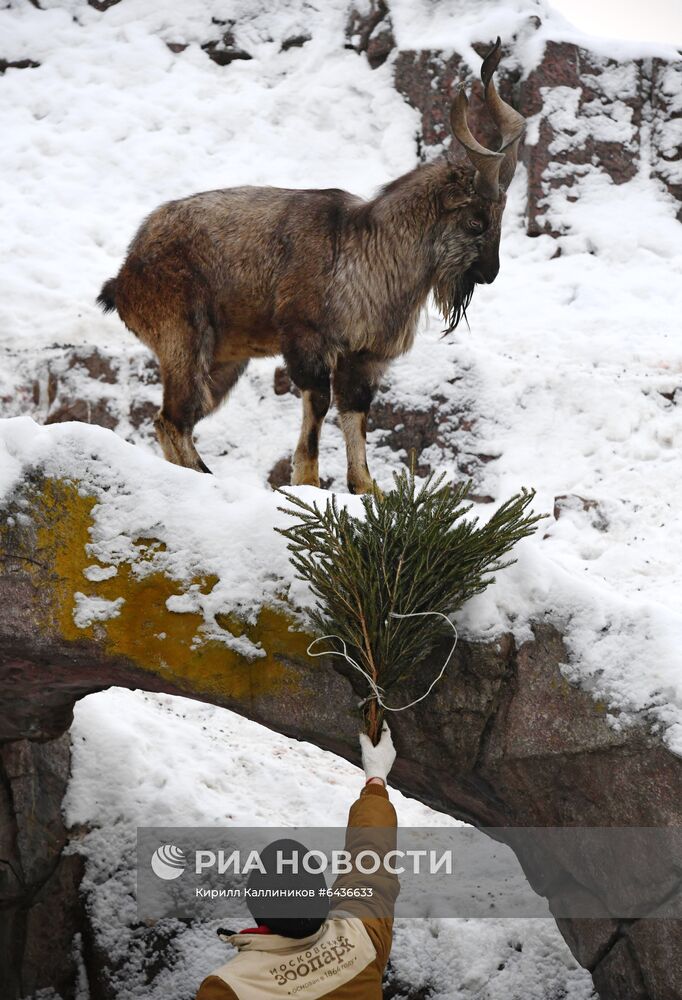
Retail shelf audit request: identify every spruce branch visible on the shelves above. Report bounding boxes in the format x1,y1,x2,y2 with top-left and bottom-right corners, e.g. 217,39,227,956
277,469,546,741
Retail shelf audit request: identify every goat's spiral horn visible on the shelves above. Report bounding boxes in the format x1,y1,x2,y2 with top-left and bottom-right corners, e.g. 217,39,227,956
450,89,504,201
450,36,526,200
481,37,526,190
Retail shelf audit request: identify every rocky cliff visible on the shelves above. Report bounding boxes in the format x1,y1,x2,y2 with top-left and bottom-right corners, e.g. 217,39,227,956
1,2,681,998
0,436,680,999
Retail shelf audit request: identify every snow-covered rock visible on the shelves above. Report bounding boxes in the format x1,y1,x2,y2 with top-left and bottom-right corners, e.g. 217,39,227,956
1,1,681,998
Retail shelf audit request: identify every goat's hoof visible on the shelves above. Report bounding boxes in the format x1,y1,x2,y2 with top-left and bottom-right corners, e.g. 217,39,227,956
291,475,321,488
347,478,375,496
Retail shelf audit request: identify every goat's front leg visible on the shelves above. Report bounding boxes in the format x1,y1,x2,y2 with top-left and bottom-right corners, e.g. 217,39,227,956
292,386,331,486
283,337,331,487
334,352,384,495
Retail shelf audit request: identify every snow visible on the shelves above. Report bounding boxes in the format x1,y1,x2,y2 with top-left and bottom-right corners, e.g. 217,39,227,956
63,687,594,999
73,592,125,629
388,0,681,67
0,0,417,352
4,400,681,756
529,86,636,155
0,0,681,994
0,415,328,652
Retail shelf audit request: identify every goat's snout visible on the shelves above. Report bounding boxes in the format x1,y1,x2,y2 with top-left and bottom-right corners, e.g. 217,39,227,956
470,260,499,285
469,253,500,285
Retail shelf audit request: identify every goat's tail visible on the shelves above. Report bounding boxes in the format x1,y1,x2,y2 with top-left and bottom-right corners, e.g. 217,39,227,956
96,277,118,314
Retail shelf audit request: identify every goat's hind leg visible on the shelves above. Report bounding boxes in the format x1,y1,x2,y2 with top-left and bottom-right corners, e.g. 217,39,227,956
155,338,215,473
155,391,212,473
156,356,249,473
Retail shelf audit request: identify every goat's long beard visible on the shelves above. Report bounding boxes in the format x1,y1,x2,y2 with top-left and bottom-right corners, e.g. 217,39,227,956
433,268,476,335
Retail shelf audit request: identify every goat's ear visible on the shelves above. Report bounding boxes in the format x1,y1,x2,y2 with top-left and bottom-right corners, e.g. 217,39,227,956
439,186,470,213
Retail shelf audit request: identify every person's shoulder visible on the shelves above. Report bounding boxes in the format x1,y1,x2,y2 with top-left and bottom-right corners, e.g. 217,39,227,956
195,973,238,1000
328,913,388,960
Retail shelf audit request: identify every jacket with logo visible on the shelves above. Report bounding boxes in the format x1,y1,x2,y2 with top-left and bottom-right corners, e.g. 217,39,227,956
195,783,398,1000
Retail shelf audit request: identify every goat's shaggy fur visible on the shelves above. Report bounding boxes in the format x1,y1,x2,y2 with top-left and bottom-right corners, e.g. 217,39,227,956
98,44,523,492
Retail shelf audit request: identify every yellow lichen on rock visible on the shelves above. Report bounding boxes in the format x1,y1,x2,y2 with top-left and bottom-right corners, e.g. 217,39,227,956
29,477,312,703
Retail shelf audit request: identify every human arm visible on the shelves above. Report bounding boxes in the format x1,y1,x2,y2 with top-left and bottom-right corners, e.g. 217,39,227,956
329,724,399,966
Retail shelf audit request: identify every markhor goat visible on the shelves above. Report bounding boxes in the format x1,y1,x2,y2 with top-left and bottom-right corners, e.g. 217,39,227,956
98,40,525,494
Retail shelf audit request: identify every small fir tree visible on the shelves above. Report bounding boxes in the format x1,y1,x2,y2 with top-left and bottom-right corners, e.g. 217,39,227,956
277,469,545,742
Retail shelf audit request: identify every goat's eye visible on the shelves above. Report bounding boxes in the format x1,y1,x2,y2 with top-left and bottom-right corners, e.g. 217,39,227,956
467,217,487,235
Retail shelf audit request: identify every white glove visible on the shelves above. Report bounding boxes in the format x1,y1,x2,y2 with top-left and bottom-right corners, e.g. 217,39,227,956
359,723,396,784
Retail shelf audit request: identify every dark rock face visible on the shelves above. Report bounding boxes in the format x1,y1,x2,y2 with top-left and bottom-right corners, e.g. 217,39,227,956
273,365,300,397
553,493,608,531
1,344,161,439
391,32,680,236
40,346,160,434
201,22,253,67
368,394,495,494
592,938,650,1000
368,397,447,477
651,58,682,220
1,5,681,999
281,34,311,52
345,0,395,70
0,59,40,74
267,454,293,490
0,734,85,1000
1,471,681,999
519,41,642,235
394,43,520,152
